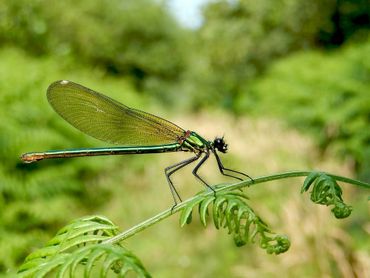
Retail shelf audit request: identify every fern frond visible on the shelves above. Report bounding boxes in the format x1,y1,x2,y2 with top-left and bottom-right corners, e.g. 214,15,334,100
180,190,290,255
301,172,353,218
17,215,150,277
17,244,150,277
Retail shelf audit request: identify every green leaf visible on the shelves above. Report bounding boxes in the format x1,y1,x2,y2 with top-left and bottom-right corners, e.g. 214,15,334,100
180,190,290,255
301,172,353,219
199,196,215,226
301,171,321,193
19,245,150,277
179,196,202,227
18,216,150,277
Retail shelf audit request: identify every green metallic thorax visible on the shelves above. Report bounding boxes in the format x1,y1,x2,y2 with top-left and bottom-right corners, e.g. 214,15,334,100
181,131,211,152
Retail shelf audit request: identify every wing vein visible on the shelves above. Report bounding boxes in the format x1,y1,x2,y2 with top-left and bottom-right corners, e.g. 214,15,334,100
47,81,185,146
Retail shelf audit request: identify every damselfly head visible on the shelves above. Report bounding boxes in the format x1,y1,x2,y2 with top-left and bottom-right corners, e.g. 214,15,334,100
213,137,228,153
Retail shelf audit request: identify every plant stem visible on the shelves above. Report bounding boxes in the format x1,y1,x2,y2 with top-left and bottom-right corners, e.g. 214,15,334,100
103,170,369,245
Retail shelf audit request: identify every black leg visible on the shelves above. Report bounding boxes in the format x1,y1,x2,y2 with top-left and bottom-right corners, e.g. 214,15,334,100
212,150,254,182
192,151,216,194
165,154,201,207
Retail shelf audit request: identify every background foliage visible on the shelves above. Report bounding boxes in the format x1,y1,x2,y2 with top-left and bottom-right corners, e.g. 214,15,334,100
0,0,368,276
239,40,370,181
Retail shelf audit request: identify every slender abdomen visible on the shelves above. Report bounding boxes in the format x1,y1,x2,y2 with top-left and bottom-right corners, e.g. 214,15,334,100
20,144,182,163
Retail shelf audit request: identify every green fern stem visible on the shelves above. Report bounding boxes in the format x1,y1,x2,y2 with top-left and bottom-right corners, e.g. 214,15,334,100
103,170,369,245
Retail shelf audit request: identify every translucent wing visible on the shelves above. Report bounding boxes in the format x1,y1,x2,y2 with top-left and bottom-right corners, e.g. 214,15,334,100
47,80,185,146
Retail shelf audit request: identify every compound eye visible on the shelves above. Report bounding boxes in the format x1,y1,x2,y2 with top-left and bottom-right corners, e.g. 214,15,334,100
213,137,227,153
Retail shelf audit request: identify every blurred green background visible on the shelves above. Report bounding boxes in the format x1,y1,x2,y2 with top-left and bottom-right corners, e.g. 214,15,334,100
0,0,369,276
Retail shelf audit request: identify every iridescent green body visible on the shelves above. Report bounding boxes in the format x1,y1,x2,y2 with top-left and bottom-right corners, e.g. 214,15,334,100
21,133,211,162
21,144,181,162
183,131,209,150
